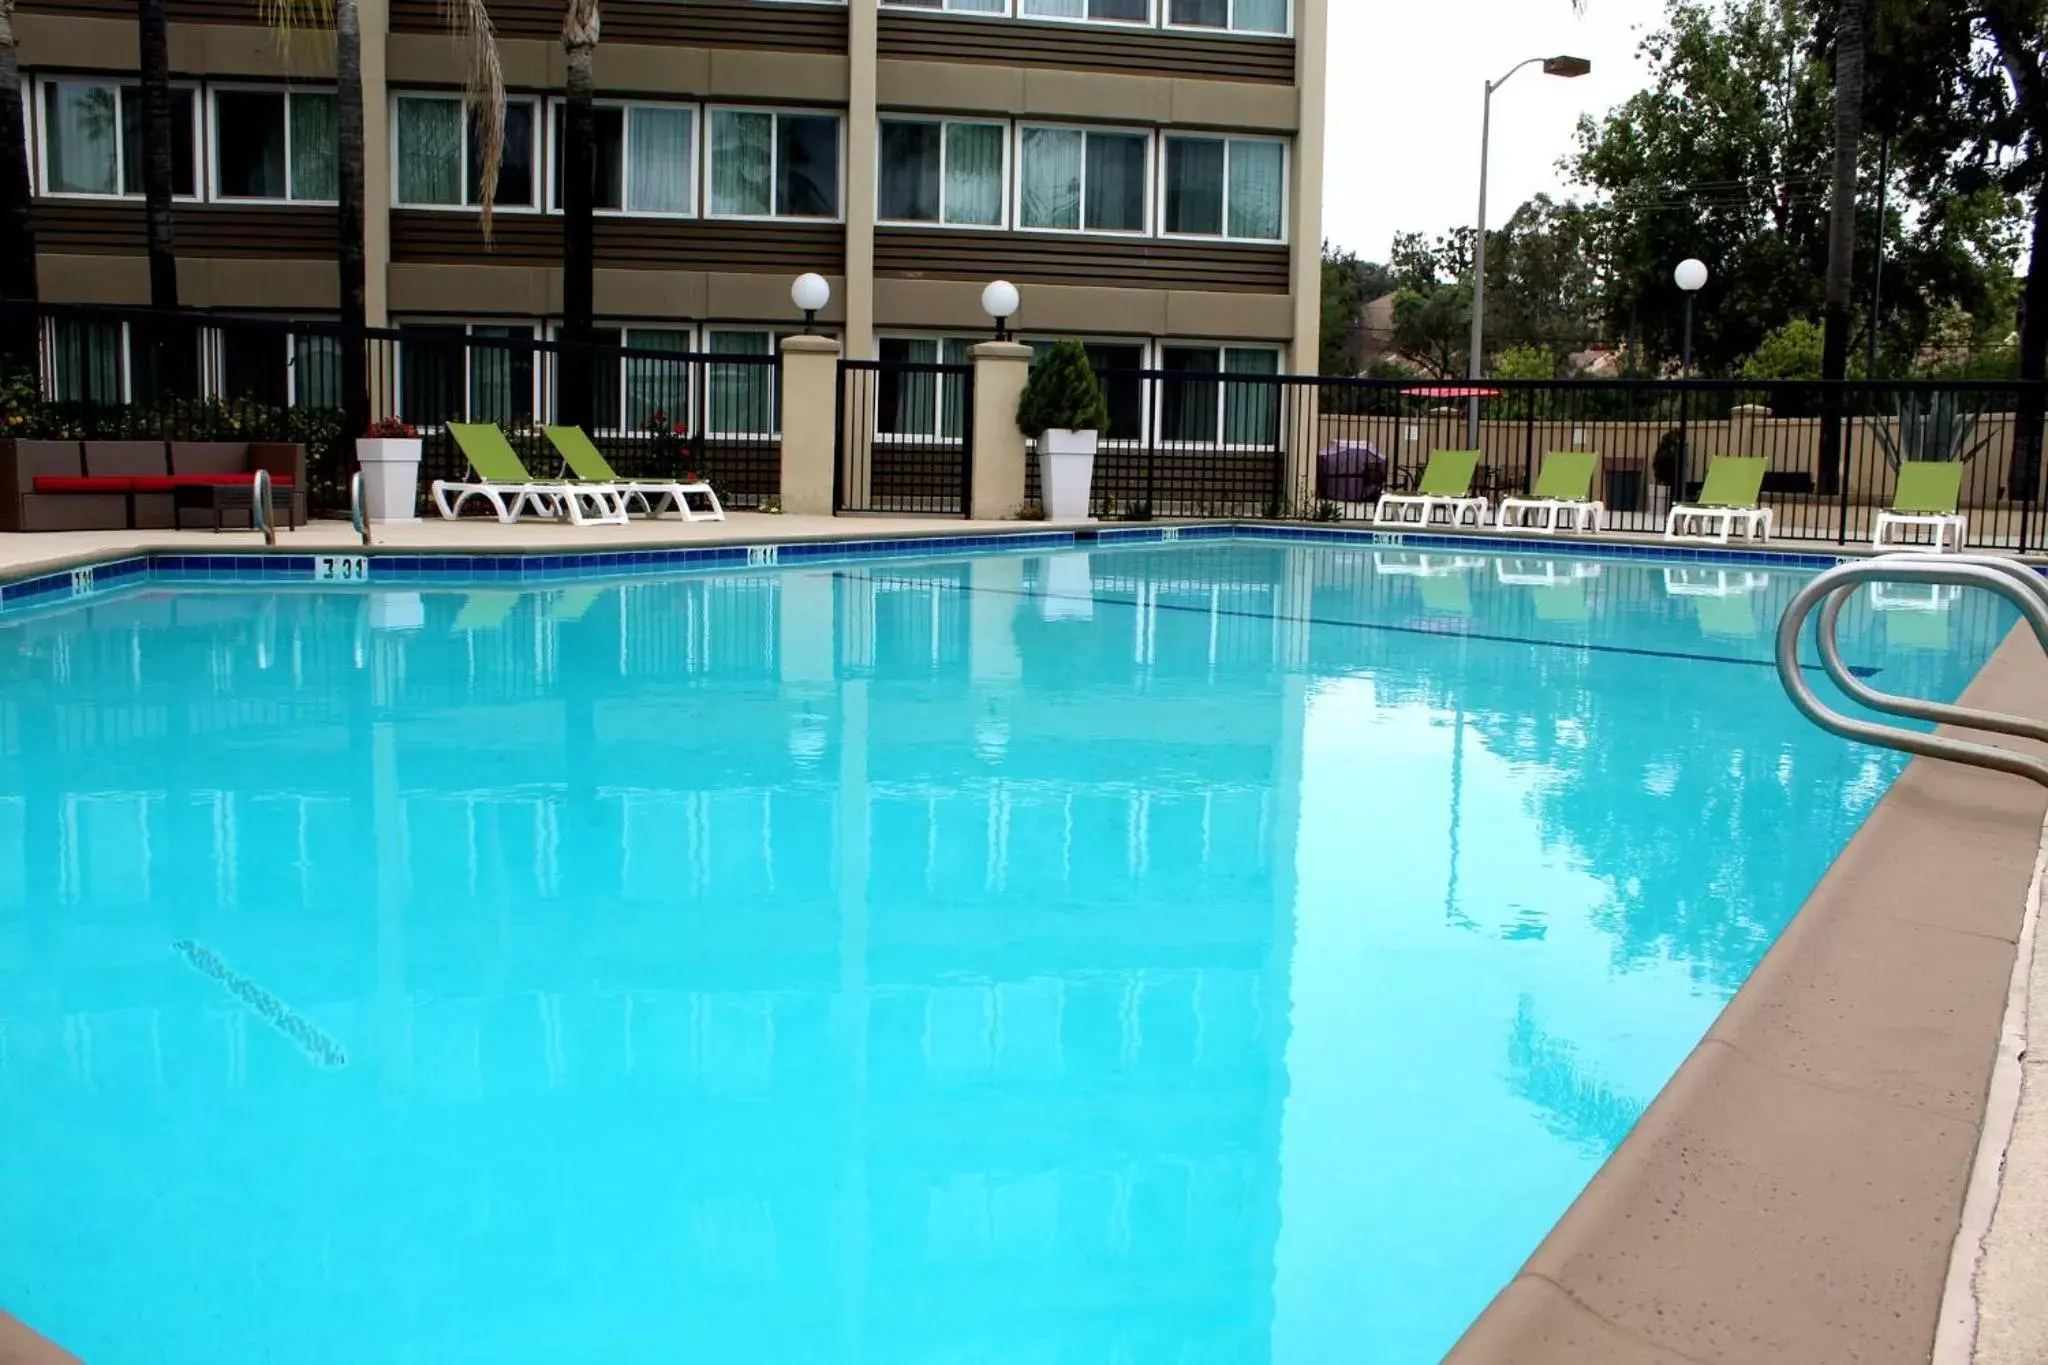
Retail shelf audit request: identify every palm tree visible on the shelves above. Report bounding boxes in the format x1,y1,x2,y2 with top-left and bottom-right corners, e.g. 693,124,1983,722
332,0,368,432
559,0,599,425
0,0,40,372
1817,0,1868,494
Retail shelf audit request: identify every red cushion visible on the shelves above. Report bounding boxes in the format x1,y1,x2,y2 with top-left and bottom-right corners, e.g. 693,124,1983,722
32,476,134,493
165,473,296,488
130,476,178,492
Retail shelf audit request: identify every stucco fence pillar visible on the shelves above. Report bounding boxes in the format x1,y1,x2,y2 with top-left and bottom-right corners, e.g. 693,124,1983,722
779,333,842,516
969,341,1032,521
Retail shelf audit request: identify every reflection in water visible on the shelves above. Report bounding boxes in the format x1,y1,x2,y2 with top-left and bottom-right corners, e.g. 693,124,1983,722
0,546,2015,1365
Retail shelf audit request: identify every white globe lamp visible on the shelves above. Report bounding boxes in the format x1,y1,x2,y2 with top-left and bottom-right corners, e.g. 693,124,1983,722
791,273,831,333
1673,258,1709,294
982,280,1021,341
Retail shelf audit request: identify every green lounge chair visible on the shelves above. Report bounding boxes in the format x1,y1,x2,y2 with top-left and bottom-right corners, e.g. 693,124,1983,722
1873,461,1966,553
1497,451,1603,534
543,425,725,523
452,591,521,633
1374,450,1488,529
431,423,627,526
1664,456,1771,544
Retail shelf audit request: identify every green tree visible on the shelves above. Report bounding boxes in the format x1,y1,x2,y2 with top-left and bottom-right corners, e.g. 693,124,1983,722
1392,280,1472,378
1739,318,1826,378
1320,242,1394,375
1481,194,1609,364
1492,343,1557,380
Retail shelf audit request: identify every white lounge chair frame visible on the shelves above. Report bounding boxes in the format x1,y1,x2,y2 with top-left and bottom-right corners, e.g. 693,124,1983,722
1663,504,1773,544
1873,509,1967,554
1497,497,1605,534
431,480,630,526
609,481,726,523
1373,494,1490,529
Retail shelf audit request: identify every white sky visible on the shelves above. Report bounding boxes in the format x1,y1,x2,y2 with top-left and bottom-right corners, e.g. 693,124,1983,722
1322,0,1668,262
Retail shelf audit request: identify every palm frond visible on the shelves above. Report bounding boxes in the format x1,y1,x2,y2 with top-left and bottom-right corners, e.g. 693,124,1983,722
562,0,600,46
444,0,504,238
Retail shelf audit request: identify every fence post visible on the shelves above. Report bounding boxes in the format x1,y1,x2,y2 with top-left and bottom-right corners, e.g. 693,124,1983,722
969,341,1032,521
779,334,841,516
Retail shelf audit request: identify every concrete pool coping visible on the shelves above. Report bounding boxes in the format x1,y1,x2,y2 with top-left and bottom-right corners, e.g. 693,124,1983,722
1448,626,2048,1365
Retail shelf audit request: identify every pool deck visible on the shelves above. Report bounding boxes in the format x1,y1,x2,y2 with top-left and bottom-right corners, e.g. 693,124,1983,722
1450,628,2048,1365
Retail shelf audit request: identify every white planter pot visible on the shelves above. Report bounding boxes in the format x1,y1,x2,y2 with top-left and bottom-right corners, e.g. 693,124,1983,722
1040,428,1100,521
368,591,425,632
1041,551,1095,622
356,438,424,524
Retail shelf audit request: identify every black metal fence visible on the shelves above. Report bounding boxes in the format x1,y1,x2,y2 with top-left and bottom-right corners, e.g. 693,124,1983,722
0,301,781,516
835,356,975,517
1030,370,2048,550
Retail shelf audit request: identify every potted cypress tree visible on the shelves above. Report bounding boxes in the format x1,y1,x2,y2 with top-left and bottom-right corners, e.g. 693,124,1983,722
1017,340,1110,521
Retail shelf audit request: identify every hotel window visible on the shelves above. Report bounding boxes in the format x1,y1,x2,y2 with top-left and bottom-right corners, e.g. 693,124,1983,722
212,88,337,202
707,109,839,219
878,119,1005,227
882,0,1006,9
556,325,695,432
876,337,974,440
46,316,126,403
1165,0,1286,33
1017,126,1148,233
38,80,197,198
705,330,788,436
397,323,538,425
548,102,696,215
214,326,344,408
1020,0,1148,22
1159,345,1280,446
1162,136,1284,241
393,95,537,209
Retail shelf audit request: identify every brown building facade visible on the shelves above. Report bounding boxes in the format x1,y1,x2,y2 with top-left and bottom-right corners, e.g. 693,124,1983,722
15,0,1325,399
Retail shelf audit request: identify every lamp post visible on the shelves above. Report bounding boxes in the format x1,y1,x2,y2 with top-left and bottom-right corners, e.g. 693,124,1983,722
1674,258,1708,375
1467,53,1591,446
982,280,1021,341
791,273,831,334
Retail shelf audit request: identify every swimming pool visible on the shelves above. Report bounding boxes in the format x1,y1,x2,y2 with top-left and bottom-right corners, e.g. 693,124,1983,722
0,539,2017,1363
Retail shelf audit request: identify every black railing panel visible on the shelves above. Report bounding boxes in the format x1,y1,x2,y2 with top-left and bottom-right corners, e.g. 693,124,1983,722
836,357,975,517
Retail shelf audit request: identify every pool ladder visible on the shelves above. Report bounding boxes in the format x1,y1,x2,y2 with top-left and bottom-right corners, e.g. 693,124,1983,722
1775,554,2048,789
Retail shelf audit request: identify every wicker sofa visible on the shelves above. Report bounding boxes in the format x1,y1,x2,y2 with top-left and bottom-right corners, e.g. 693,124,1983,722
0,439,305,532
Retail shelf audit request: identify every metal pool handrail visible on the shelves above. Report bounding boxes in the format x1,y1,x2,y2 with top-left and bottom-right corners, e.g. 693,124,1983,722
251,468,276,547
1775,555,2048,790
350,471,371,546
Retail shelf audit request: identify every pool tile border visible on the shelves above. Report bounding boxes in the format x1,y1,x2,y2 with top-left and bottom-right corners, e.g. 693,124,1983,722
0,521,2020,621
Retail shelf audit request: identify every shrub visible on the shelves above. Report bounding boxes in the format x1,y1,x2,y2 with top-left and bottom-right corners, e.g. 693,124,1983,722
1016,340,1109,436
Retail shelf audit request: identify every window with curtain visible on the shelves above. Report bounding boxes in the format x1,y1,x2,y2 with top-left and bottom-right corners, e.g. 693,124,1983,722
707,330,777,435
397,324,465,425
1020,126,1145,232
468,324,536,425
1162,135,1283,240
711,110,838,218
1021,0,1147,20
292,332,344,408
395,95,536,208
1159,345,1280,444
624,328,692,432
877,337,973,439
880,0,1007,11
880,119,1004,226
1168,0,1285,29
552,104,691,214
41,81,196,198
49,317,124,404
214,89,336,201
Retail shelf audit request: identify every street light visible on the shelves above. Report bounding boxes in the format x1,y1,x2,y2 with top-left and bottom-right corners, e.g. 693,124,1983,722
982,280,1021,341
1674,258,1708,374
791,273,831,334
1467,52,1591,446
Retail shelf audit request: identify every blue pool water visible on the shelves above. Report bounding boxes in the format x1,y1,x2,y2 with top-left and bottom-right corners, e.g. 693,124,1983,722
0,541,2017,1363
